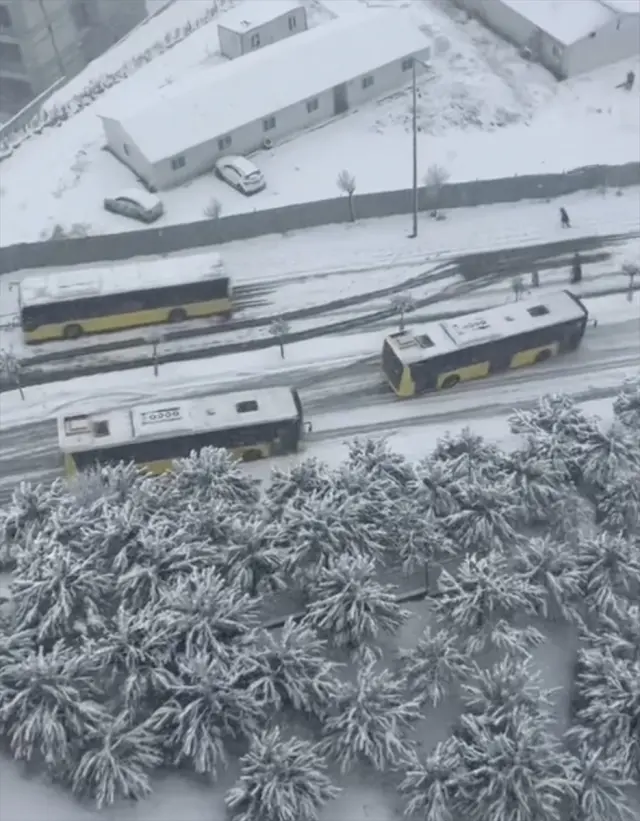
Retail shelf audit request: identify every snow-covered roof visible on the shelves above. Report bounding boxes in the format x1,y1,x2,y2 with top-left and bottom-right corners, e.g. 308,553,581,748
499,0,617,45
20,254,226,308
107,10,430,162
599,0,640,13
57,387,300,453
387,291,587,366
217,0,305,33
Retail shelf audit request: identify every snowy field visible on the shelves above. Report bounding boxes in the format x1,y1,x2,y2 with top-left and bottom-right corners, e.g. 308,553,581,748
0,0,638,245
1,188,638,363
1,384,639,821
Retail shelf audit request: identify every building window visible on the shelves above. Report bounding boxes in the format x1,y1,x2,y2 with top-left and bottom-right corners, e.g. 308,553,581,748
250,32,260,48
171,155,186,170
123,143,130,156
361,74,374,89
288,14,297,30
401,57,413,72
0,41,23,69
306,97,319,113
0,4,12,29
217,135,232,151
262,115,276,132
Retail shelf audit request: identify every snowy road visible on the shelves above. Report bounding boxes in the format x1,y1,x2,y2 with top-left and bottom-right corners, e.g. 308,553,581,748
0,315,637,507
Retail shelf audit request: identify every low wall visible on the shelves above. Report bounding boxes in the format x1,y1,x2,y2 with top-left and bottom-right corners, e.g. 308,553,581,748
0,78,67,145
0,162,638,275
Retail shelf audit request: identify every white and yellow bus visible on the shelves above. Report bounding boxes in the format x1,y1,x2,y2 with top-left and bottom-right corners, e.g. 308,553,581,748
57,387,306,475
382,289,589,398
20,255,232,343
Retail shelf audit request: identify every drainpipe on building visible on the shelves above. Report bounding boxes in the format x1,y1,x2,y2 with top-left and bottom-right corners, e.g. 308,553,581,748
37,0,66,79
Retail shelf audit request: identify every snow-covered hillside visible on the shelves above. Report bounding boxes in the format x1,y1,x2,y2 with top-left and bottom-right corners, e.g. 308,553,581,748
0,0,637,245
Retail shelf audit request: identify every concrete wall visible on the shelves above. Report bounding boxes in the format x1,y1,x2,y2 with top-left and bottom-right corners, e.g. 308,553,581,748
136,50,430,190
564,14,640,77
0,161,637,275
101,115,157,188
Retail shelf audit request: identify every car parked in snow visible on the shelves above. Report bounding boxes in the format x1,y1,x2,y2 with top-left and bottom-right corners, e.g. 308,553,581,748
103,188,164,223
214,155,266,195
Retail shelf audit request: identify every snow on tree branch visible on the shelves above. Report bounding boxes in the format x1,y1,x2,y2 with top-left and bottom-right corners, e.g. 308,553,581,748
565,745,637,821
239,620,340,718
399,737,460,820
303,554,408,656
397,624,471,707
595,475,640,538
171,446,261,507
442,477,520,555
576,532,640,620
264,457,332,518
320,651,423,773
500,445,571,526
214,516,286,597
613,377,640,430
226,727,339,821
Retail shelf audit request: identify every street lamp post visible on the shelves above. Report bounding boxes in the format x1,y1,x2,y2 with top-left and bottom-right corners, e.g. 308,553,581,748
409,56,431,239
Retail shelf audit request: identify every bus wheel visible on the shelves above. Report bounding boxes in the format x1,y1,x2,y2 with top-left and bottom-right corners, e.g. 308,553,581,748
63,323,83,340
168,308,187,323
535,349,552,364
441,374,460,389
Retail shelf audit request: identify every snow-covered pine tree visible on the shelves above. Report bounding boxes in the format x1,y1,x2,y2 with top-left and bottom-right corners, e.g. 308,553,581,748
320,650,423,772
414,458,461,518
397,624,471,707
508,394,596,439
452,712,573,821
156,567,261,658
238,620,339,718
343,437,417,498
0,641,105,775
568,648,640,778
71,712,162,809
430,427,504,480
84,604,174,716
225,727,340,821
613,377,640,430
149,651,264,777
576,532,640,619
513,536,584,623
442,477,520,555
595,475,640,538
396,506,456,582
398,738,461,821
0,479,66,568
500,445,571,526
264,457,333,518
78,498,145,576
115,517,213,610
180,496,236,544
170,446,261,507
577,421,640,496
215,516,286,597
432,550,544,656
303,553,408,656
565,745,636,821
459,656,557,735
10,537,113,643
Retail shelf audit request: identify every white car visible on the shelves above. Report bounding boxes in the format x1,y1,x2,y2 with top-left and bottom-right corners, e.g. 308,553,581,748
214,155,266,195
104,188,164,223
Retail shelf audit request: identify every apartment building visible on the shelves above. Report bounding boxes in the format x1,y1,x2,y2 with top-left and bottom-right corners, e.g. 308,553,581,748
0,0,146,118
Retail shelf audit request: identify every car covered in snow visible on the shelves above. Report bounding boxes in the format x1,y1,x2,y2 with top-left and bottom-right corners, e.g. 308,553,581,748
103,188,164,223
214,155,266,195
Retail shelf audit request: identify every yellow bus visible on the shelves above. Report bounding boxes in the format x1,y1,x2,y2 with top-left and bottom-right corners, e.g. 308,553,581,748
19,255,232,343
57,387,306,476
382,290,589,398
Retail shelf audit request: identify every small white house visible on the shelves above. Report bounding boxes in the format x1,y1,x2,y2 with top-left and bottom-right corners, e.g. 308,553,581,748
217,0,308,59
454,0,640,78
100,10,431,191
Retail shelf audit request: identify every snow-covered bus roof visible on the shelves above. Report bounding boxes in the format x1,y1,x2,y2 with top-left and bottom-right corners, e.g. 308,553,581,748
57,387,300,454
387,290,587,366
19,254,226,308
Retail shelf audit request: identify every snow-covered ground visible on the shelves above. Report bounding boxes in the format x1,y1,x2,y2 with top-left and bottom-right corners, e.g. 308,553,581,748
0,0,638,245
1,189,637,360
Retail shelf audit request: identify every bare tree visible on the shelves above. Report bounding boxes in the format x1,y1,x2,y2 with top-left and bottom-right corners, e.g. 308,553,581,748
0,350,24,399
148,328,164,377
203,197,223,220
390,293,416,332
269,318,291,359
423,164,450,218
337,170,357,222
622,262,638,302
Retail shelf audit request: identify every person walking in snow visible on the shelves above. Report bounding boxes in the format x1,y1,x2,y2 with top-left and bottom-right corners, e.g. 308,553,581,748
560,207,571,228
570,252,582,284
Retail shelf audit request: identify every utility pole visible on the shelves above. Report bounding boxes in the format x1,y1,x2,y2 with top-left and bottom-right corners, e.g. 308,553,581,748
409,56,431,239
